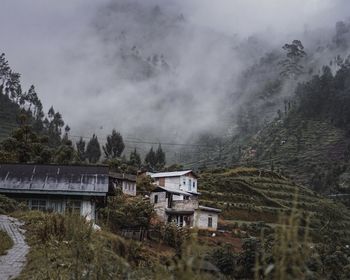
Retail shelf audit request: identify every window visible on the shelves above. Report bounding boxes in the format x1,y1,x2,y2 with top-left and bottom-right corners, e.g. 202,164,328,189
154,195,158,204
183,178,186,186
66,200,81,214
159,177,165,186
31,199,47,211
193,181,196,188
208,216,213,228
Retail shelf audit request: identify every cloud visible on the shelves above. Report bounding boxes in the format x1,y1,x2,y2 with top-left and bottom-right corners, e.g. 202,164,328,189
0,0,349,148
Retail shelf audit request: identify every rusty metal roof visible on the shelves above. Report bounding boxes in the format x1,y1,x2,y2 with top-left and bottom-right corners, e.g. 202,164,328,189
0,163,109,196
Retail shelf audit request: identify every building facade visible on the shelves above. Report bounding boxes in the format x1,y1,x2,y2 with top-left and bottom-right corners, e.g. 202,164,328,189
149,170,221,230
0,163,110,220
109,172,137,196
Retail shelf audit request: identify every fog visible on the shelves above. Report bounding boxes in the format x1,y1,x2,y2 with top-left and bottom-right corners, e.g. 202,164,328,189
1,0,349,148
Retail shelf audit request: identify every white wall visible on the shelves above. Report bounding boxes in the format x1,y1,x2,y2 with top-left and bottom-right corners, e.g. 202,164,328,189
179,176,197,193
122,181,137,196
193,210,218,230
27,197,97,221
164,177,181,189
154,175,198,193
150,192,167,222
82,200,96,221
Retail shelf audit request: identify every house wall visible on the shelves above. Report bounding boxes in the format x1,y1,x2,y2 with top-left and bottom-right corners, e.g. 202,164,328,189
194,210,219,230
122,181,136,196
82,200,96,221
9,195,98,221
154,175,198,193
171,200,199,211
179,175,197,193
164,177,181,189
150,192,167,222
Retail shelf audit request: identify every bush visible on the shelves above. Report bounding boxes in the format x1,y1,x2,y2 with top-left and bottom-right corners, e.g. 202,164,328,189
0,194,19,214
0,229,13,255
99,195,154,232
207,244,236,276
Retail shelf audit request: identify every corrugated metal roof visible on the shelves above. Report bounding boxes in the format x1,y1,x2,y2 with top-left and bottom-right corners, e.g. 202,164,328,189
109,172,136,182
150,170,194,178
198,205,221,213
165,209,194,215
153,186,193,196
0,163,109,196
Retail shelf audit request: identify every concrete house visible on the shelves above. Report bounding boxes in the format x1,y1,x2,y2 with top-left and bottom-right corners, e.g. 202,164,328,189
151,170,199,194
109,172,137,196
0,163,110,220
149,170,221,230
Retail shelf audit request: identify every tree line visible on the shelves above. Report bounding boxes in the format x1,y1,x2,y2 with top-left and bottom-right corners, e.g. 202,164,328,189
0,52,166,171
75,130,166,172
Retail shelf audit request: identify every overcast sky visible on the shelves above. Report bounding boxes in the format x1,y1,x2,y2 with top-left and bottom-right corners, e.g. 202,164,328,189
1,0,349,144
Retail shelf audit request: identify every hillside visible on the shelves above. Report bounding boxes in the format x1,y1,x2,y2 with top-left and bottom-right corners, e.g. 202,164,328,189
199,167,350,240
243,117,349,192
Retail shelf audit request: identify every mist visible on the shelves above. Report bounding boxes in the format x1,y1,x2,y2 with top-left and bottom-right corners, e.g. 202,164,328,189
1,0,350,149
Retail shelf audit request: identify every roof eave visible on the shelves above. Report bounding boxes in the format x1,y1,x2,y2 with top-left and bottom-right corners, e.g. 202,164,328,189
0,189,107,197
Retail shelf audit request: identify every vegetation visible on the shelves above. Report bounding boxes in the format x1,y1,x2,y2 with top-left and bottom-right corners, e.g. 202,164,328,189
144,144,166,171
103,129,125,159
199,168,350,241
0,229,13,255
0,194,20,214
99,194,154,232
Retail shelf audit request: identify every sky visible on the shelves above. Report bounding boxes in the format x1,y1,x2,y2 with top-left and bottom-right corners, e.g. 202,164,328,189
0,0,349,146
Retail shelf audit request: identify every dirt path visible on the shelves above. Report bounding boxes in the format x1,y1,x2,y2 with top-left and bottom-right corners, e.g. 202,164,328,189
0,215,29,280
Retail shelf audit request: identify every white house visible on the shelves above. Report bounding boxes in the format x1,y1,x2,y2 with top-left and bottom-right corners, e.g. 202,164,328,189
151,170,199,194
149,170,221,230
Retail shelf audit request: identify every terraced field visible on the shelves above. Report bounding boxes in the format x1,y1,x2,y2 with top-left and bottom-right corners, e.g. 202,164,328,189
235,115,350,196
199,167,350,240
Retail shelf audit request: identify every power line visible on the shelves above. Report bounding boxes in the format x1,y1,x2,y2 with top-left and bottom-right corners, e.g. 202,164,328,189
69,134,210,148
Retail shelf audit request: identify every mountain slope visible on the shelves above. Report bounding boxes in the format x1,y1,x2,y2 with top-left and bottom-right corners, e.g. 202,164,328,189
199,167,350,240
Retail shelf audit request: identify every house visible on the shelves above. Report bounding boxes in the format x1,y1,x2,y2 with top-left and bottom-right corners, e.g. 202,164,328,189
149,170,221,230
0,163,110,220
109,172,137,196
150,170,199,194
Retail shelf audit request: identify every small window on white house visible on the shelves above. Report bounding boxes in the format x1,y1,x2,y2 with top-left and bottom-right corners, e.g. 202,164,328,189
183,178,186,186
193,181,196,189
154,195,158,204
208,216,213,228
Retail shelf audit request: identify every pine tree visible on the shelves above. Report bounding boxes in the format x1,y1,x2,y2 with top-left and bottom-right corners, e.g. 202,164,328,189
86,134,101,163
279,40,306,78
76,137,86,162
155,143,166,169
129,148,141,168
102,129,125,159
145,147,157,171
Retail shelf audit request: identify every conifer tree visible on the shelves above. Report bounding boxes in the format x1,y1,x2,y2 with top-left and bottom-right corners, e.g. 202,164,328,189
155,143,166,169
145,147,157,171
102,129,125,159
76,137,86,162
129,148,141,168
86,134,101,163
